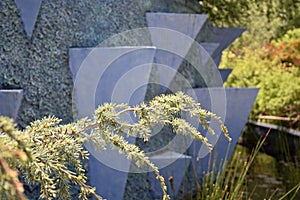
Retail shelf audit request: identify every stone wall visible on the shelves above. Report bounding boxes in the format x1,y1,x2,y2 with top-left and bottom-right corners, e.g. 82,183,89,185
1,0,199,126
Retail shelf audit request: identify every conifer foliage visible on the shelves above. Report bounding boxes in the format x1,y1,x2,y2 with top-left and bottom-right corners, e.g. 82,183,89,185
0,92,230,200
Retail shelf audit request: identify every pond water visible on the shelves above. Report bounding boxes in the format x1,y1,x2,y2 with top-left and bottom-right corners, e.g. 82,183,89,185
234,144,300,199
238,123,300,199
187,124,300,200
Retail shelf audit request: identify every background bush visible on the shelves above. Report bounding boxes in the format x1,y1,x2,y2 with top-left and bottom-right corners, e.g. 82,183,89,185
221,29,300,129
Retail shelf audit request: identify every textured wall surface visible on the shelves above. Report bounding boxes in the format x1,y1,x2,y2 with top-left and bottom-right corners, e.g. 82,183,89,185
0,0,150,128
0,0,200,127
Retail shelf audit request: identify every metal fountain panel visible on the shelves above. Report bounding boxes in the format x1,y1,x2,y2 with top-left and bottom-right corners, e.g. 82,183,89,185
208,27,245,67
14,0,42,38
69,46,156,119
146,13,209,88
0,89,23,119
186,87,258,180
200,43,219,63
219,68,233,83
146,13,208,40
69,46,156,200
149,150,191,198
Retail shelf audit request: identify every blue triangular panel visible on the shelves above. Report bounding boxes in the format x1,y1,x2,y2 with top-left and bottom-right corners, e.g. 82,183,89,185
146,13,208,40
200,43,219,57
14,0,42,38
146,13,209,88
69,47,156,119
219,68,232,83
200,42,219,65
186,87,258,180
149,151,191,198
210,27,245,67
69,46,156,200
0,89,23,119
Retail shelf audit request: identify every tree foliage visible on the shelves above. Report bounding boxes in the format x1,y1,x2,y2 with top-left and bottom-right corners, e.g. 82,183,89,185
222,29,300,129
200,0,300,129
199,0,300,42
0,92,230,200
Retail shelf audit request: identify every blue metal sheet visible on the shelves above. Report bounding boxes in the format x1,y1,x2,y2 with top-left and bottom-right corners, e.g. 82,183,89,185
186,87,258,181
149,151,191,198
146,13,208,40
0,90,23,119
146,13,209,88
209,27,245,67
14,0,42,38
219,68,232,83
200,43,219,59
69,46,156,200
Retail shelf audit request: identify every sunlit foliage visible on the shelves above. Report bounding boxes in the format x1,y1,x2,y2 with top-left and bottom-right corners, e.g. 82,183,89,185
0,92,229,200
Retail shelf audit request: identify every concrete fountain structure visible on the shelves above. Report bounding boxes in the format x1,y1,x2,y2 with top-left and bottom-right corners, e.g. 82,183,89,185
68,12,258,199
1,1,258,199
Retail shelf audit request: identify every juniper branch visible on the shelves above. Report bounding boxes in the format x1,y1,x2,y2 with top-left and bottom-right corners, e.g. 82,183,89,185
0,92,230,200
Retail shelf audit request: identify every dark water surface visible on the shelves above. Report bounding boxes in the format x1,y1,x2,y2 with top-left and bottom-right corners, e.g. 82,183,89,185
239,123,300,199
235,144,300,199
187,124,300,200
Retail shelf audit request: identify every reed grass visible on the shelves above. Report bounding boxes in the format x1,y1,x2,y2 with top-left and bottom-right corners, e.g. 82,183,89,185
186,128,300,200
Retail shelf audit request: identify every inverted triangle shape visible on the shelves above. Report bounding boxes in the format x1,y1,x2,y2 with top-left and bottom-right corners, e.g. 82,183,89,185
146,13,209,88
219,68,232,83
69,46,157,199
0,89,23,119
210,27,246,67
186,87,259,180
146,13,208,39
69,46,156,119
14,0,42,38
149,151,191,198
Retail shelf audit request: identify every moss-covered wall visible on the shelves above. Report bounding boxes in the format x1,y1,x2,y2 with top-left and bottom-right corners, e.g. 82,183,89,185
0,0,148,128
0,0,200,128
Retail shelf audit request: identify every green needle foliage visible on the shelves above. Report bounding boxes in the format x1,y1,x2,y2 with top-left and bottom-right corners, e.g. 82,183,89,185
0,92,230,200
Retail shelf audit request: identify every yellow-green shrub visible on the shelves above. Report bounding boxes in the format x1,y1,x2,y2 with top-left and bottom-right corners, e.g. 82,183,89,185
222,29,300,129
